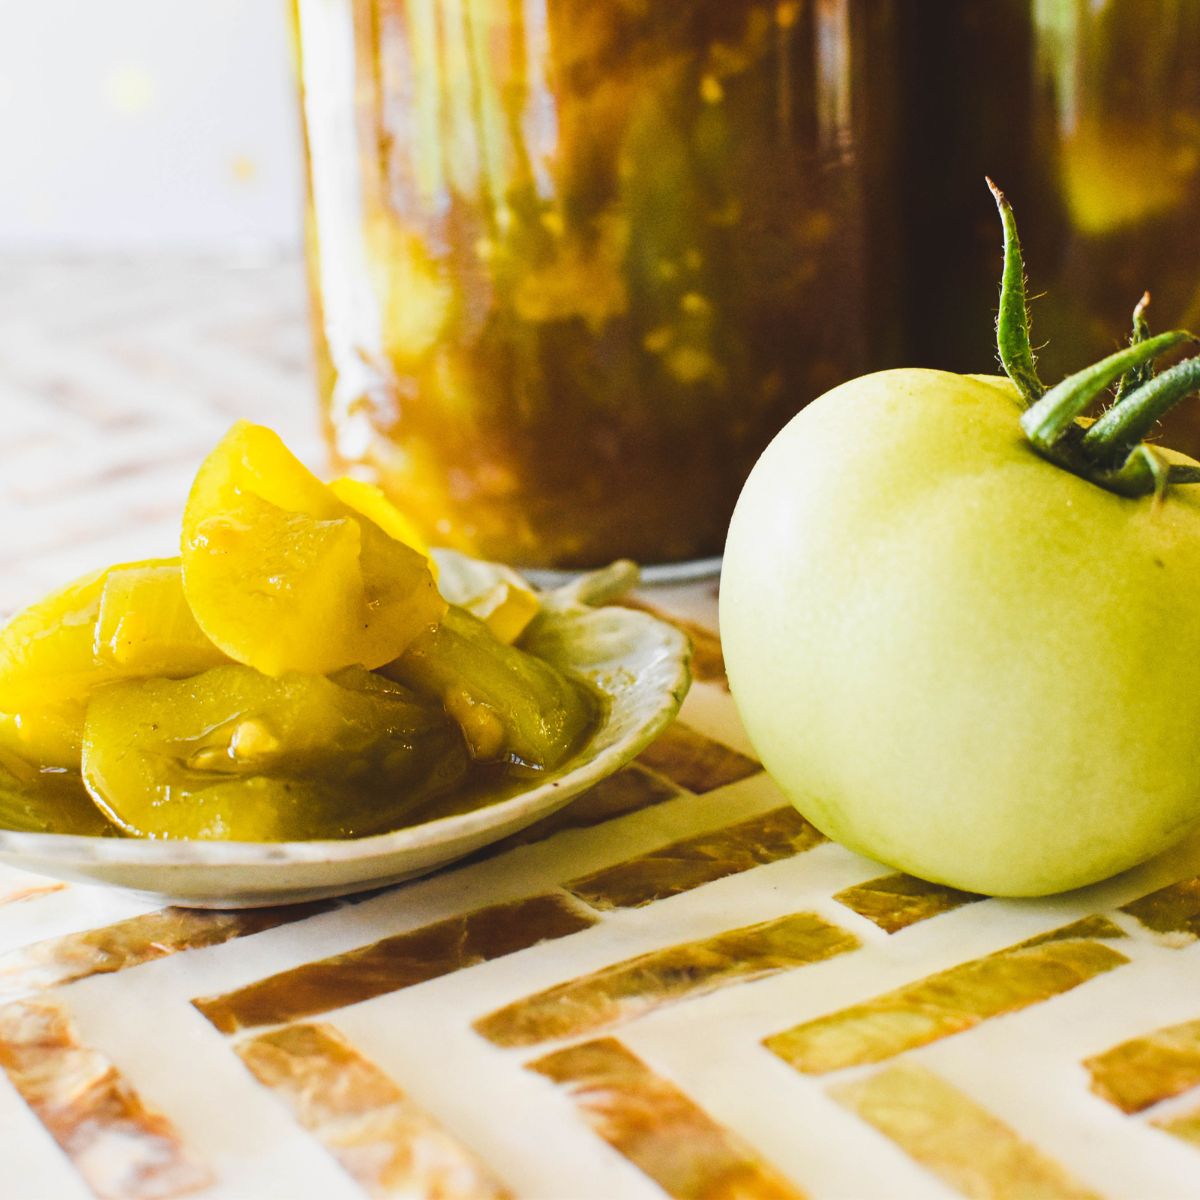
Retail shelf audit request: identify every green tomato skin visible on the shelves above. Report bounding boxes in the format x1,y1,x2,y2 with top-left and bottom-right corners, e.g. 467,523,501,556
720,368,1200,897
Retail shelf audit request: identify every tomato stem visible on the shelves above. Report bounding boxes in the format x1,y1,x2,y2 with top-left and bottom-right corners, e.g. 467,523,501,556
988,178,1045,407
990,183,1200,500
1081,356,1200,466
1093,447,1200,500
1097,444,1172,500
1019,331,1190,452
1113,292,1154,405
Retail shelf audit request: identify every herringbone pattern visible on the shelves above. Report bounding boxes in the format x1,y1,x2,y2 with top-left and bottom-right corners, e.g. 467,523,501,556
3,255,1200,1199
0,254,320,618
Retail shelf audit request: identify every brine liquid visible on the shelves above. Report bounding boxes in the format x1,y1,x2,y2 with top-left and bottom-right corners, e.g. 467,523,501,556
295,0,903,568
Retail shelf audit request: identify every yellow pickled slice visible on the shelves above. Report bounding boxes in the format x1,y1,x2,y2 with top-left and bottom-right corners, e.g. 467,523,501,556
95,558,228,675
187,493,367,676
0,558,228,768
182,423,446,676
463,580,540,645
0,568,110,711
82,663,471,841
381,606,594,770
0,745,112,836
0,703,85,770
329,477,433,562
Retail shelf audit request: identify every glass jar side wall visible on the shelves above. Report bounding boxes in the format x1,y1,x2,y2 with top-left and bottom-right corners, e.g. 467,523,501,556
297,0,903,569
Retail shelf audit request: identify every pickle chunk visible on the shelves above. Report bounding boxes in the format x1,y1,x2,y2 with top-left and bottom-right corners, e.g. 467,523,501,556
95,559,226,676
329,476,432,561
382,607,594,770
0,560,227,768
82,664,471,841
0,568,110,711
181,423,445,676
0,748,111,836
0,704,86,770
462,580,540,645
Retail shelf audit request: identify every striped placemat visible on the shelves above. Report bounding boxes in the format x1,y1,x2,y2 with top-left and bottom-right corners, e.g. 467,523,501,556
2,255,1200,1200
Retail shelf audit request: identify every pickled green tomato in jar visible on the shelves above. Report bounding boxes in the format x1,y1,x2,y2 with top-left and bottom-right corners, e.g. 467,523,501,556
293,0,902,569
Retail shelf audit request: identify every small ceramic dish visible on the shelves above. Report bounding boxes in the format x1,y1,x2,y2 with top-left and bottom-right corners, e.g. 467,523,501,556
0,555,692,908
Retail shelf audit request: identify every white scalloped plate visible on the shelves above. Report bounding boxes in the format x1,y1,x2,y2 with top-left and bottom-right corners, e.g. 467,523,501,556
0,555,691,907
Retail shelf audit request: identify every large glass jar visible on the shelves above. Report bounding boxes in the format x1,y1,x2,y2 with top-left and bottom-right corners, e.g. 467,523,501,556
294,0,902,570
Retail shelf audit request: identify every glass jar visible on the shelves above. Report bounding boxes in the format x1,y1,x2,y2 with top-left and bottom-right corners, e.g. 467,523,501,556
294,0,902,570
901,0,1200,453
1026,0,1200,387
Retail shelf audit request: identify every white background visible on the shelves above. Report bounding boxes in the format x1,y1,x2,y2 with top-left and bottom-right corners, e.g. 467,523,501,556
0,0,303,250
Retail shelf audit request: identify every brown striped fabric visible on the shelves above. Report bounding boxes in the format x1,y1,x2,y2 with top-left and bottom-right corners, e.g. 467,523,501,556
767,919,1129,1074
635,722,761,793
236,1023,511,1199
475,912,858,1047
1152,1103,1200,1147
832,1064,1101,1200
8,251,1200,1198
833,873,984,933
1120,878,1200,943
194,892,596,1034
1085,1017,1200,1113
564,807,825,912
0,902,333,1003
0,903,333,1002
0,997,212,1200
529,1038,806,1199
0,881,67,907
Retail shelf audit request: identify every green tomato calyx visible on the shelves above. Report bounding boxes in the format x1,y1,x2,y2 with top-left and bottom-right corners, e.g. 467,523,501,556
988,179,1200,500
987,177,1046,406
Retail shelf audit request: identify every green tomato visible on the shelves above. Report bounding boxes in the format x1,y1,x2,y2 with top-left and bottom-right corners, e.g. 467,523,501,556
720,366,1200,896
